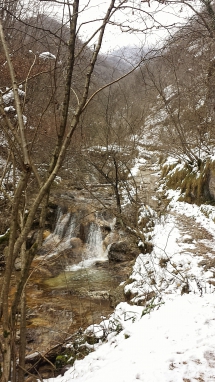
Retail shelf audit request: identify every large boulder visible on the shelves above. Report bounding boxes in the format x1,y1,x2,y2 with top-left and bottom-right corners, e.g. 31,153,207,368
108,241,139,262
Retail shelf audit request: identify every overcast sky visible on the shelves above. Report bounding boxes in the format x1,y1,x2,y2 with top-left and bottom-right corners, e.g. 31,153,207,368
44,0,197,53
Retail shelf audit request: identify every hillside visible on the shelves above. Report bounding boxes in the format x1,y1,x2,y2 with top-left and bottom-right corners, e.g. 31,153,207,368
40,5,215,381
1,1,215,381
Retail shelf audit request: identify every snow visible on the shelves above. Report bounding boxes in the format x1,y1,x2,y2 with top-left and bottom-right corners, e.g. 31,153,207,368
145,109,168,129
44,182,215,382
45,295,215,382
163,84,176,100
2,88,25,104
196,97,205,109
15,114,27,125
4,106,15,112
0,228,9,238
39,51,56,60
164,156,178,166
169,198,215,237
40,143,215,382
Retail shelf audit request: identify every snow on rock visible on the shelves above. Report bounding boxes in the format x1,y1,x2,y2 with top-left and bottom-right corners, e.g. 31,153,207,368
39,51,56,60
15,114,27,125
4,106,15,112
2,88,25,104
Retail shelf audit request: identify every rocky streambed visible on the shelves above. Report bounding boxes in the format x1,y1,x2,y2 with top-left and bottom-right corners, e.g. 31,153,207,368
17,190,140,378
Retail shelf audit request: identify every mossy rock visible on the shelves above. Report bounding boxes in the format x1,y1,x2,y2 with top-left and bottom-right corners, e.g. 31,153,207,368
164,160,215,205
55,352,74,369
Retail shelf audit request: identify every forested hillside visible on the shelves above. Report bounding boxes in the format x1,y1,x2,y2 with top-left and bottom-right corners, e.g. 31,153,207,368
1,1,215,381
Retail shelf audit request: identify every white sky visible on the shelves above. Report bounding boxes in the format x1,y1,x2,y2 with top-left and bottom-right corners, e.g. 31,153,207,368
44,0,197,53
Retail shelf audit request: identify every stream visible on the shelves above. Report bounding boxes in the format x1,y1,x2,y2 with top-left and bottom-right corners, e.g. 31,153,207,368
25,206,124,354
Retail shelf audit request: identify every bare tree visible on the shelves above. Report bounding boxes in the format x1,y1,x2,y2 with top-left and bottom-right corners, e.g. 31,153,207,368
0,1,131,380
0,0,166,380
1,0,195,379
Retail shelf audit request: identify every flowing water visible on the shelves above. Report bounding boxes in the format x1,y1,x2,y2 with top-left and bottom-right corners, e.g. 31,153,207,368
25,208,123,354
42,208,77,257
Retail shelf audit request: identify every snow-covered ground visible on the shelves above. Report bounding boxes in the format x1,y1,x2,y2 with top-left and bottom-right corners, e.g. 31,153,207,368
46,294,215,382
45,185,215,382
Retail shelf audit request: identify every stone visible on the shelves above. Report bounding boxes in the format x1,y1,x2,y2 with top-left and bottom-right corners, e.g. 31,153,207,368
108,241,138,262
43,230,51,240
103,232,119,249
14,257,21,271
109,284,126,308
70,237,83,256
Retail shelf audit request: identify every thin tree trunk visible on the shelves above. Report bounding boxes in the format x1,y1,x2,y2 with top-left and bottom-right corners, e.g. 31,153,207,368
17,291,26,382
18,241,27,382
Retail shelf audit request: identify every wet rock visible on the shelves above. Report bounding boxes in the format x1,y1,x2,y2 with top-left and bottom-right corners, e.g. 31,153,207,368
78,222,88,242
103,231,119,249
70,237,83,256
108,241,138,262
30,265,53,278
109,284,126,308
43,230,51,240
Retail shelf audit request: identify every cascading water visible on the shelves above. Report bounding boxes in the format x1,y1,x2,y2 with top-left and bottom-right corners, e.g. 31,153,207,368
68,221,107,270
85,222,104,259
42,206,115,271
42,207,76,257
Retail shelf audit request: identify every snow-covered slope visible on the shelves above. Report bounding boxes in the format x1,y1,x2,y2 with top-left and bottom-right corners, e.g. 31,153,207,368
46,297,215,382
45,187,215,382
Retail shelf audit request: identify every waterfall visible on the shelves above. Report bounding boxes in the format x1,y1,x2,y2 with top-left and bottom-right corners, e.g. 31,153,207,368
85,222,104,259
42,206,115,270
42,207,76,257
68,221,107,271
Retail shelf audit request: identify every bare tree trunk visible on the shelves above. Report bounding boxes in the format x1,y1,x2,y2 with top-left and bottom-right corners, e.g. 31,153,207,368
18,240,27,382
